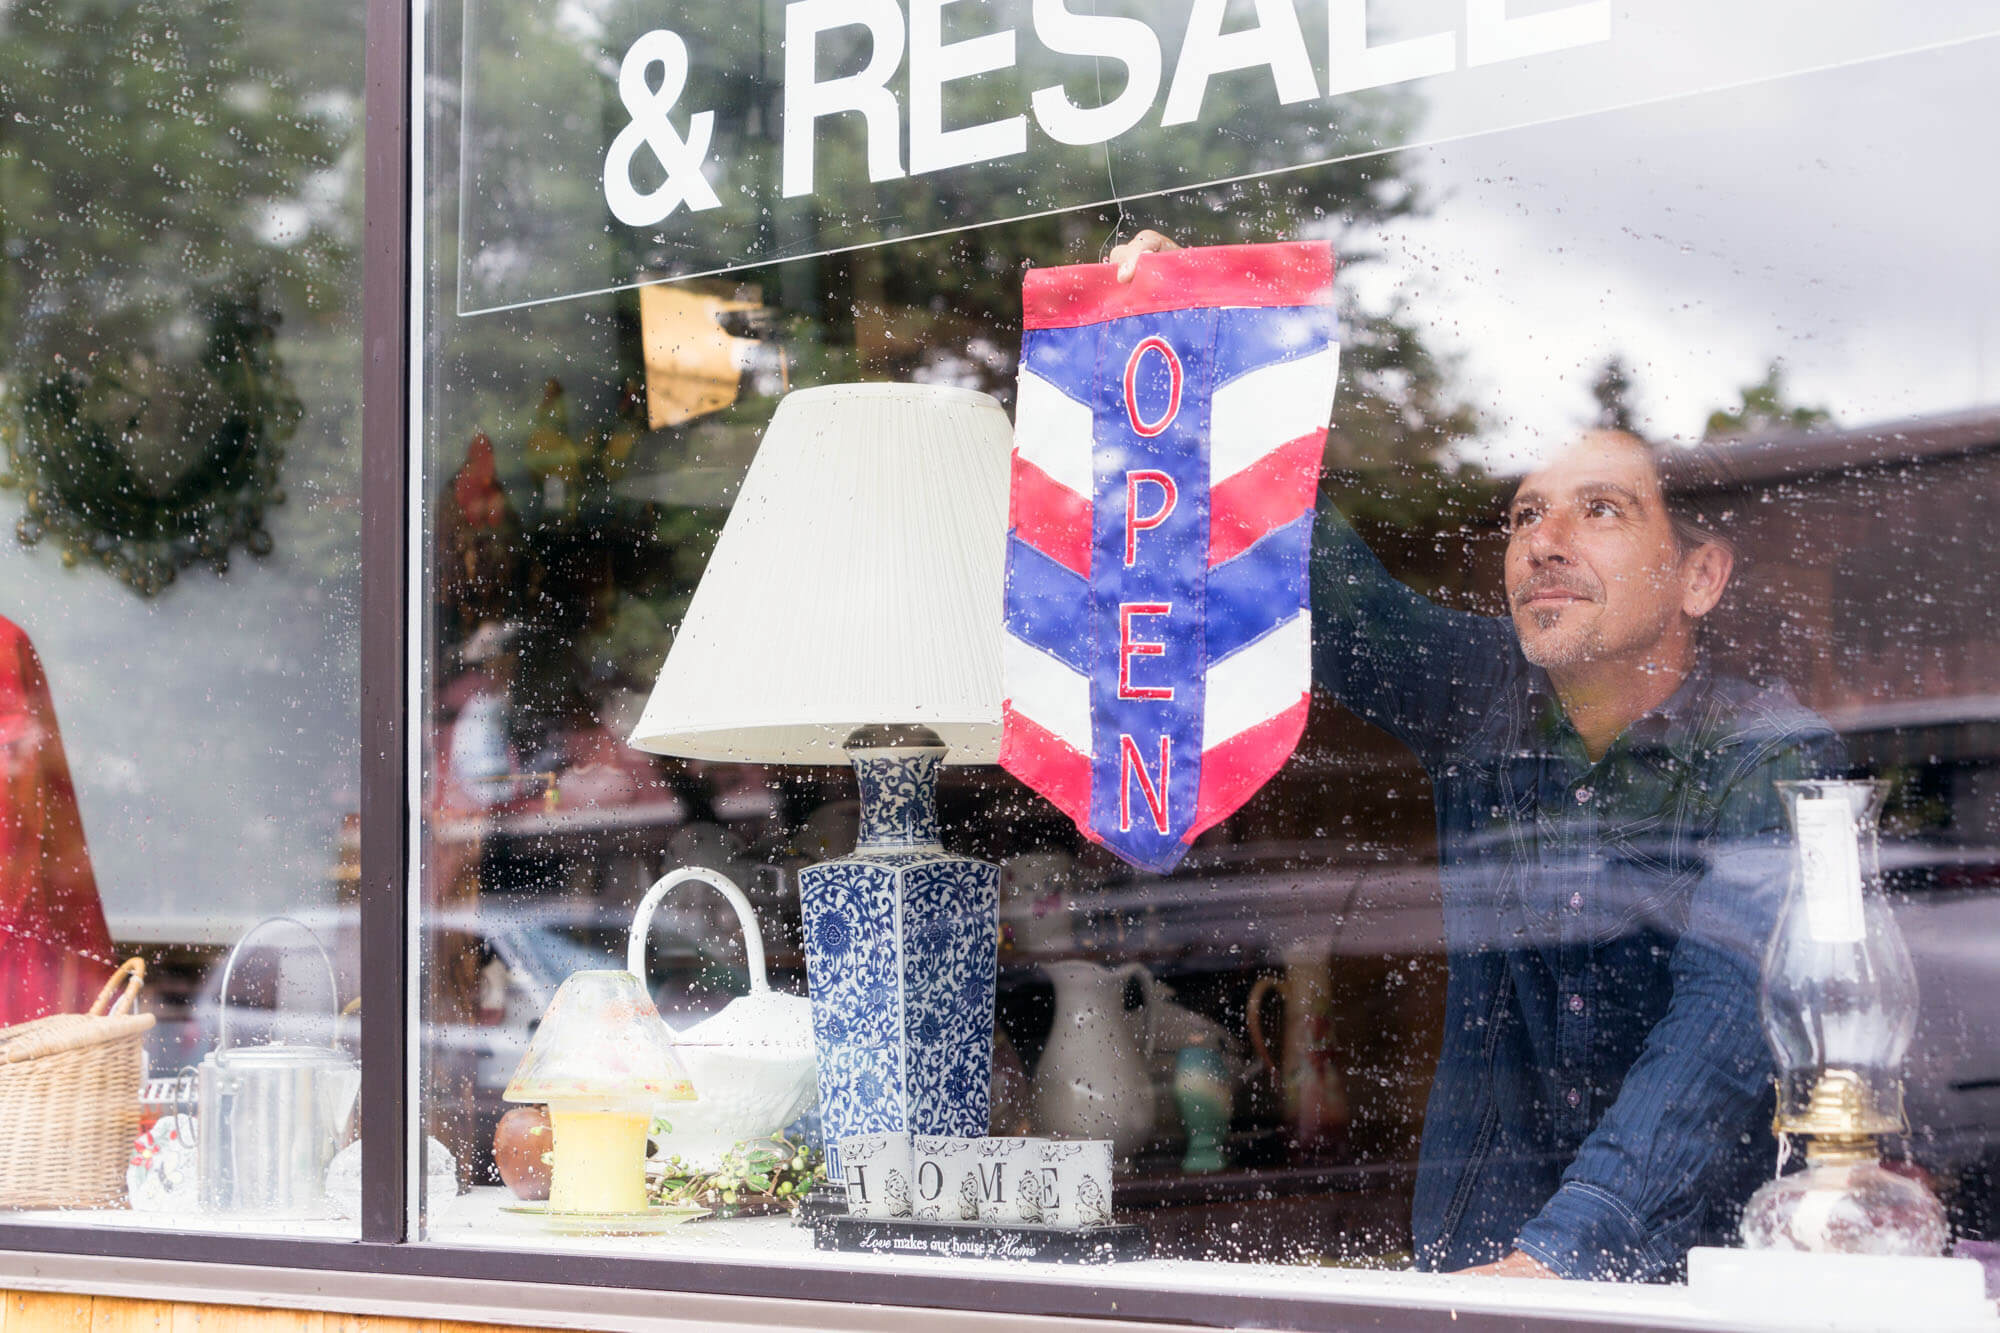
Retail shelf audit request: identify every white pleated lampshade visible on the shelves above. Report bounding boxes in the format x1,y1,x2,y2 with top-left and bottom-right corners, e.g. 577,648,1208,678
628,382,1012,765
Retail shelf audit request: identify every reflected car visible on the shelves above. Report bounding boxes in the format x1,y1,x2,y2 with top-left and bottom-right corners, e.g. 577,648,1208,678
1013,832,2000,1230
139,901,758,1178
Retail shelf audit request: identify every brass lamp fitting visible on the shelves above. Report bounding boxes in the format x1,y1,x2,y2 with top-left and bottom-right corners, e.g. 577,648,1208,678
1776,1068,1906,1164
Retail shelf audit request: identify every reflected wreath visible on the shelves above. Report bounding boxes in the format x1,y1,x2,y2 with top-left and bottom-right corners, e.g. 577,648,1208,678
0,282,299,597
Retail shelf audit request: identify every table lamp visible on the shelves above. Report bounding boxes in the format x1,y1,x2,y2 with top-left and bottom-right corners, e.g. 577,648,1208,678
628,382,1011,1180
504,969,696,1213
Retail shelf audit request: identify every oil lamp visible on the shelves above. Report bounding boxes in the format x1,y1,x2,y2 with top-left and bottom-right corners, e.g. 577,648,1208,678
1740,779,1946,1255
504,970,695,1214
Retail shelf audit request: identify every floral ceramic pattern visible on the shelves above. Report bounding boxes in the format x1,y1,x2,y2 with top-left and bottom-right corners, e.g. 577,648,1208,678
801,851,998,1153
800,746,998,1168
853,749,943,849
902,858,999,1138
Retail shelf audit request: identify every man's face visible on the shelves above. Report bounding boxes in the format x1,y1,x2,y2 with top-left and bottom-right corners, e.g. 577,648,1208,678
1504,433,1702,672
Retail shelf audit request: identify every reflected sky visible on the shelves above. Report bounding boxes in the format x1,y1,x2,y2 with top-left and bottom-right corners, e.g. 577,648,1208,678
1343,32,2000,468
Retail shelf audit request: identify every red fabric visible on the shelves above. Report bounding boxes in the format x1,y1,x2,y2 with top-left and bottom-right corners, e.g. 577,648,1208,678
1209,429,1327,566
1008,450,1093,578
1023,241,1337,330
451,431,508,529
0,616,113,1026
996,704,1093,831
1185,694,1312,844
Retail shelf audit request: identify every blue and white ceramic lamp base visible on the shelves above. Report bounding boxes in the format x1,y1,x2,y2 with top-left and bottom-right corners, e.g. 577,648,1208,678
799,731,998,1179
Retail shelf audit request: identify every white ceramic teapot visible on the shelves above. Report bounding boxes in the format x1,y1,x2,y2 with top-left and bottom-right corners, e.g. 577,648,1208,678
628,867,816,1167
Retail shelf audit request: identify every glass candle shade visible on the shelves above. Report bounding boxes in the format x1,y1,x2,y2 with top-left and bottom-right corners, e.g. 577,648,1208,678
504,970,697,1106
1761,780,1920,1138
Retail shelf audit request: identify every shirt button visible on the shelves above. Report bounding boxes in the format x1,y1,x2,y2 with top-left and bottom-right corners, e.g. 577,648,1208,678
1575,787,1593,804
1568,892,1583,911
1569,994,1585,1014
1566,1088,1582,1108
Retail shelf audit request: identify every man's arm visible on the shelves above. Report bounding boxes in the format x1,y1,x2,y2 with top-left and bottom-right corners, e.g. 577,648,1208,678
1310,503,1516,768
1510,727,1842,1281
1105,230,1516,761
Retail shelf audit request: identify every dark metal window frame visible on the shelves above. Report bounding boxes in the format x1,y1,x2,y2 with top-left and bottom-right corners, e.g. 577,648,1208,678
0,3,1690,1329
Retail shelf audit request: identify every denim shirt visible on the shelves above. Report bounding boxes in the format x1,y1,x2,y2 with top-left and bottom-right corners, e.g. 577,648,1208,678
1310,507,1841,1281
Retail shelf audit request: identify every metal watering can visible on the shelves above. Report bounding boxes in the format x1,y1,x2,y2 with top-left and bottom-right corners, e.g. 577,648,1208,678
196,916,360,1218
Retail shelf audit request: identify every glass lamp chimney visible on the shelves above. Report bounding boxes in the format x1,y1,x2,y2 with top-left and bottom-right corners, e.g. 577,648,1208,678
1760,779,1919,1152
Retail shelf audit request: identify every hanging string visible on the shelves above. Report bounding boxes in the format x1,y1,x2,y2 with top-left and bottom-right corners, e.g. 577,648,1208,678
1094,0,1132,262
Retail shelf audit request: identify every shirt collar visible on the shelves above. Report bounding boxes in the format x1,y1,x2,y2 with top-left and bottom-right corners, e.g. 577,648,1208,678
1521,654,1714,764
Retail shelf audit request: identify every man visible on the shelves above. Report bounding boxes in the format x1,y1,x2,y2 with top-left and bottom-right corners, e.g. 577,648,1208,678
1110,232,1840,1280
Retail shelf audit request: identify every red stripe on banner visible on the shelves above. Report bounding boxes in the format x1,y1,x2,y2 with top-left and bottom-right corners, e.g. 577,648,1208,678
1009,452,1092,578
1024,242,1336,330
1000,703,1093,828
1185,694,1311,843
1210,430,1325,567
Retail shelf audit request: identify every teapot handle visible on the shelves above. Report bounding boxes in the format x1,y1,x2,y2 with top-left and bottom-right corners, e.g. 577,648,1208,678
1245,975,1281,1078
628,867,769,1005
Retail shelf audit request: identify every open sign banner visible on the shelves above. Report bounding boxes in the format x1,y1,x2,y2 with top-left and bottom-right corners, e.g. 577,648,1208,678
1000,242,1338,873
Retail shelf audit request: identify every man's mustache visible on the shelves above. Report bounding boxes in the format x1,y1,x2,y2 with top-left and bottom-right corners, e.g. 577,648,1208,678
1512,572,1601,608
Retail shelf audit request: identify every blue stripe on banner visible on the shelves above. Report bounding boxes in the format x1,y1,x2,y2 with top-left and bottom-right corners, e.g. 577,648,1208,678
1205,512,1315,665
1209,304,1341,391
1020,323,1106,403
1005,534,1094,675
1084,307,1215,873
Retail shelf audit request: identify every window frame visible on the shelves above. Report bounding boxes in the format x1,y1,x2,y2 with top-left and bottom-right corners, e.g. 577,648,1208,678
0,3,1978,1330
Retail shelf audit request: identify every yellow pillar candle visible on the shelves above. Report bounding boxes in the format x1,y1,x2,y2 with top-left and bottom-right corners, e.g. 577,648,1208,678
548,1107,650,1213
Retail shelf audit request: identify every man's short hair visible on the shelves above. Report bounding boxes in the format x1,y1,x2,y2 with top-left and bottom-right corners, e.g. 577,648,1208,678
1652,439,1739,562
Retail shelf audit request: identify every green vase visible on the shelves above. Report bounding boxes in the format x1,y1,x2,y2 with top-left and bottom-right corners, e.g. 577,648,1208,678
1174,1044,1232,1175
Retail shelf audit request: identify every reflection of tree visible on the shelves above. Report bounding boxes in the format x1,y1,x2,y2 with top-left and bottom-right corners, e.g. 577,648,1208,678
1591,355,1639,434
1705,360,1833,440
427,0,1488,798
0,0,358,593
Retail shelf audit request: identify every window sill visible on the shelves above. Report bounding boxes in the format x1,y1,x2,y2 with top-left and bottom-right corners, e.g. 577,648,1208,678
1,1187,1897,1332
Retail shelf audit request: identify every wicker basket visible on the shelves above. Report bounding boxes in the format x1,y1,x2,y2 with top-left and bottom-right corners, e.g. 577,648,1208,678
0,959,155,1209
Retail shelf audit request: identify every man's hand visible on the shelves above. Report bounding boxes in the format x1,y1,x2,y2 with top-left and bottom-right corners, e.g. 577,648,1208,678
1457,1251,1560,1279
1108,229,1182,282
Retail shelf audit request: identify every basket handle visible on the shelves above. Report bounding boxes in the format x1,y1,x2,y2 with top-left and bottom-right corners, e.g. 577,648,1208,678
628,867,769,1029
88,958,146,1017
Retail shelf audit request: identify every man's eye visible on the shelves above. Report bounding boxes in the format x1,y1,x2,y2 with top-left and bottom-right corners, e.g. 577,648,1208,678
1585,499,1618,518
1509,508,1540,531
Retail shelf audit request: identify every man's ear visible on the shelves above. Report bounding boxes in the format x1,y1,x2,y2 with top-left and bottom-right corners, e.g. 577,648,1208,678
1680,541,1733,619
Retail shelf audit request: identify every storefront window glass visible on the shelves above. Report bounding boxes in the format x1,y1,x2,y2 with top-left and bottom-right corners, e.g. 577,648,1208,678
415,0,2000,1307
1,0,366,1232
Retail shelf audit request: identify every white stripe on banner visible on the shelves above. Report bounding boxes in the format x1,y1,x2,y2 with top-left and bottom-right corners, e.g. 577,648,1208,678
1204,612,1311,747
1209,345,1340,486
1014,368,1096,500
1003,631,1092,753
